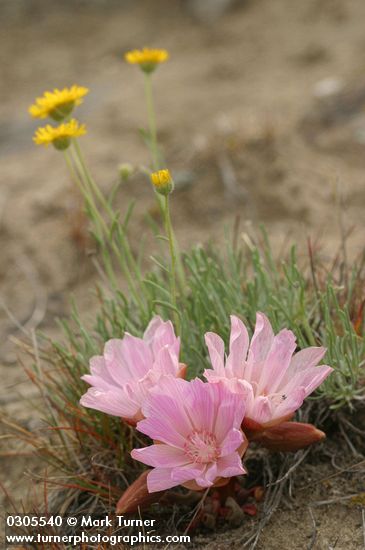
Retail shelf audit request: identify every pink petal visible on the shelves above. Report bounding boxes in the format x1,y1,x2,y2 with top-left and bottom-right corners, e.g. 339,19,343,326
123,373,158,407
271,386,306,421
103,339,134,384
234,379,255,406
144,316,180,358
131,444,189,468
148,374,188,398
171,463,205,484
214,387,246,441
246,313,274,381
147,468,181,492
289,347,327,373
143,316,165,343
119,334,153,378
185,379,217,433
220,428,244,456
153,346,180,375
301,365,333,396
196,462,218,487
153,322,180,358
80,387,139,418
257,329,296,394
203,368,224,383
185,380,245,438
89,356,115,385
205,332,225,375
205,364,255,395
216,453,246,478
136,416,186,448
142,378,193,437
81,373,114,392
282,365,333,399
226,315,249,377
281,347,328,387
248,395,273,425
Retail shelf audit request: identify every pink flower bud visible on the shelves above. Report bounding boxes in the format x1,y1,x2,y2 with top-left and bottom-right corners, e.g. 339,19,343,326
247,421,326,452
116,470,164,514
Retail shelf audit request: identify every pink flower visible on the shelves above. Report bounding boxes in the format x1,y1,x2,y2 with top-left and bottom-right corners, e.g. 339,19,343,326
131,377,247,493
80,316,184,423
204,313,333,429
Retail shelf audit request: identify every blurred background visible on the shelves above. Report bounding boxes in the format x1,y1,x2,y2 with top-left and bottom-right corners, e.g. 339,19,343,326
1,0,365,495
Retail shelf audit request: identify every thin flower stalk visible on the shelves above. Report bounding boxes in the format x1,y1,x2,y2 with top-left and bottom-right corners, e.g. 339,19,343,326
150,169,180,332
71,142,145,299
144,72,160,171
164,194,179,333
74,141,144,302
142,74,186,294
63,149,119,290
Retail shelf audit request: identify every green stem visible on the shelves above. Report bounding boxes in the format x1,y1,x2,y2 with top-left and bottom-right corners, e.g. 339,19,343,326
164,195,180,334
68,146,112,238
63,150,119,290
143,73,187,294
72,140,114,218
67,142,148,316
71,141,144,291
144,73,160,170
63,149,88,197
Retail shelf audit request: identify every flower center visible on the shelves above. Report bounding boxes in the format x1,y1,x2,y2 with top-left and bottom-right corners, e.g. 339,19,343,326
184,430,220,464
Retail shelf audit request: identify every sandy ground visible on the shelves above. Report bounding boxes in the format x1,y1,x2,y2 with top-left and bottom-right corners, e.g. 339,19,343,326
1,0,365,548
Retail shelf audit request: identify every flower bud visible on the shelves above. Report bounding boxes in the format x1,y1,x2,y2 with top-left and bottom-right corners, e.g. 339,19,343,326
150,169,174,196
246,421,326,452
116,470,164,514
118,163,134,182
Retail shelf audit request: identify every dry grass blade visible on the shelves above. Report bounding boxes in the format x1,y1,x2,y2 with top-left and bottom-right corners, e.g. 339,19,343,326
307,507,317,550
182,488,210,538
310,493,363,507
241,456,290,548
266,448,311,487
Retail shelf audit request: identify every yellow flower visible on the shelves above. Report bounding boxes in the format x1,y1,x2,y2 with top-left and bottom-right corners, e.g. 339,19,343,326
125,48,169,73
33,119,86,150
29,85,89,121
150,169,174,195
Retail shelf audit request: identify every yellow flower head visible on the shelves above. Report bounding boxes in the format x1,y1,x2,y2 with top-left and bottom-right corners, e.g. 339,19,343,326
150,169,174,195
33,119,86,150
125,48,169,73
29,85,89,121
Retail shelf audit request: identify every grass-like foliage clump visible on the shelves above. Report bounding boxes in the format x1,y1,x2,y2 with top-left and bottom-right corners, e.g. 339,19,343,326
11,228,363,512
